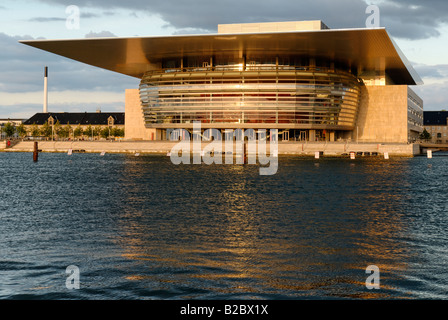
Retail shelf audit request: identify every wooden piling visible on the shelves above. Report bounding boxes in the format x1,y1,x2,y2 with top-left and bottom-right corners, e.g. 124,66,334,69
33,142,38,162
243,142,248,164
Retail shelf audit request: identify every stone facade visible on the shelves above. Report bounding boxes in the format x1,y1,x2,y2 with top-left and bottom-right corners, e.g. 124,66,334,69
125,89,157,141
353,85,423,143
125,85,423,144
355,85,408,143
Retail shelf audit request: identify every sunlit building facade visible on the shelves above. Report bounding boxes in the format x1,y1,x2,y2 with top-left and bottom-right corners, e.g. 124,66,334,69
21,20,423,143
424,111,448,144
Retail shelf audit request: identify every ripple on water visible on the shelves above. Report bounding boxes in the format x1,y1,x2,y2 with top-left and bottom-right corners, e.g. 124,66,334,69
0,152,447,299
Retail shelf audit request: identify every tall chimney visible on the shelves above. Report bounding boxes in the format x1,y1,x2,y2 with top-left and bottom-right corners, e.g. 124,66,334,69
43,66,48,113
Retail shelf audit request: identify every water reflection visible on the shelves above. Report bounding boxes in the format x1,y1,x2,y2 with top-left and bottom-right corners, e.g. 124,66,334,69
113,156,430,299
2,153,447,299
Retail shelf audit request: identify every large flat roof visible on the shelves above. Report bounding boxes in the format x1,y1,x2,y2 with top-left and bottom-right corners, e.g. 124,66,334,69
20,27,422,85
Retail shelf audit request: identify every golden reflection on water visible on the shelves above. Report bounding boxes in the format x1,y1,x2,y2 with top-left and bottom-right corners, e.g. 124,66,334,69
116,156,418,299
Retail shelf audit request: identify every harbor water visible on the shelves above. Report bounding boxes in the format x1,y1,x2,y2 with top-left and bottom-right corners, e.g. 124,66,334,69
0,151,447,299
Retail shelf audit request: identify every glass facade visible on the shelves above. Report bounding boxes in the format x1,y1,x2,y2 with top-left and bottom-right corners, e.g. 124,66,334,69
140,64,362,131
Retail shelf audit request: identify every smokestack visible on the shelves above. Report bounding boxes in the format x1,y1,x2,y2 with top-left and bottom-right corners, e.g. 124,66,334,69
43,66,48,113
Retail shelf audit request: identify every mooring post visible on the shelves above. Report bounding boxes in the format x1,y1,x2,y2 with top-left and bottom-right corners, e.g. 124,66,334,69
33,141,38,162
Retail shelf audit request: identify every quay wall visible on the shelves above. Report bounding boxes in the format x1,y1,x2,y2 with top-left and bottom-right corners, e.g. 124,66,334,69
2,140,421,156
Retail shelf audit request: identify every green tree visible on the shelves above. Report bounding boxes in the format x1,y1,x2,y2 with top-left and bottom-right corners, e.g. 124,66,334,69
420,129,431,141
111,127,124,137
54,120,61,140
57,125,70,139
94,126,101,139
16,123,27,138
31,123,40,137
40,121,52,139
3,122,16,138
84,125,93,139
66,122,72,139
110,127,118,137
100,127,110,139
74,125,83,138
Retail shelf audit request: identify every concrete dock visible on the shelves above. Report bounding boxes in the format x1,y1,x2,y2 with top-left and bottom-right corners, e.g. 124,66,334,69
1,140,421,157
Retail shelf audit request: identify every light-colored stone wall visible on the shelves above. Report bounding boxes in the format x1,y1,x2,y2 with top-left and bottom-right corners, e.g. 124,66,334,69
5,140,420,156
425,125,448,143
356,85,408,143
125,89,156,140
218,20,327,34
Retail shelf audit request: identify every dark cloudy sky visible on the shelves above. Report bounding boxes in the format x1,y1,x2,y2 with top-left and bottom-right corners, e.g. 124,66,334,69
1,0,448,118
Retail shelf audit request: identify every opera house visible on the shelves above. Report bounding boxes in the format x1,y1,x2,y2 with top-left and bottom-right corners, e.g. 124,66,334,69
21,20,423,143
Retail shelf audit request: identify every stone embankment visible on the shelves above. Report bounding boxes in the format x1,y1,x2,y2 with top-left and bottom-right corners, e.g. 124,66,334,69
1,140,421,156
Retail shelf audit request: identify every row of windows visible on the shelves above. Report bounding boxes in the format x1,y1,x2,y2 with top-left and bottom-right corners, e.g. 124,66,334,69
425,126,448,141
160,58,352,73
408,94,423,110
140,69,361,127
427,126,448,131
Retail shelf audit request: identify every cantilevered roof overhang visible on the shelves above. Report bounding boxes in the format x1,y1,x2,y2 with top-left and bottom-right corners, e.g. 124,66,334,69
20,27,422,85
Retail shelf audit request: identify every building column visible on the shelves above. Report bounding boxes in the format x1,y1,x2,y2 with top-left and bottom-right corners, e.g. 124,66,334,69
309,129,316,141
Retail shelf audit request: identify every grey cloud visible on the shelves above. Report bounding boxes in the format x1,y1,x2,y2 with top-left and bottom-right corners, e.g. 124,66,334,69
0,33,138,94
0,103,43,119
384,0,448,23
375,0,448,39
31,0,448,40
414,63,448,79
33,0,369,30
29,11,100,23
103,11,117,16
380,18,441,40
412,81,448,111
29,17,66,22
0,32,138,117
410,61,448,110
81,12,101,18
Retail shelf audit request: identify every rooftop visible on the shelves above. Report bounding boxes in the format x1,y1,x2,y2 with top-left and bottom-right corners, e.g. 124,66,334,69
20,20,422,85
23,112,125,126
424,111,448,126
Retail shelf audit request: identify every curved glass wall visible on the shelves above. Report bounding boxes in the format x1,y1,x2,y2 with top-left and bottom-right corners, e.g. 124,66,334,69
139,66,361,129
